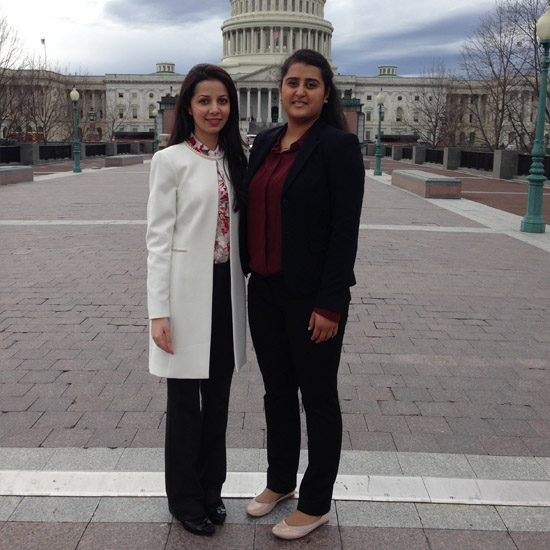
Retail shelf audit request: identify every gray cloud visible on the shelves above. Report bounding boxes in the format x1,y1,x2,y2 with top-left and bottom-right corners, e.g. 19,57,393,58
102,0,229,26
332,7,493,76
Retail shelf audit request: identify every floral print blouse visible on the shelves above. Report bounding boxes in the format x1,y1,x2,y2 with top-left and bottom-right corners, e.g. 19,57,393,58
187,134,230,264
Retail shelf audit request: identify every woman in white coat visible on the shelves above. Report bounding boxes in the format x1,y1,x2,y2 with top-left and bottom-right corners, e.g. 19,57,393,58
146,64,247,537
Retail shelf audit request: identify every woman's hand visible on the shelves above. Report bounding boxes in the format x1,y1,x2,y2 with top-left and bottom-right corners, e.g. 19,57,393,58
308,312,338,344
151,318,174,354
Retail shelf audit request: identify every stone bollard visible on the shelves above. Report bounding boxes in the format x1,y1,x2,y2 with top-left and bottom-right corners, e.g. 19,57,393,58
130,142,140,154
443,147,461,170
366,143,376,156
413,146,426,165
20,143,39,165
493,150,518,180
105,142,117,156
392,146,403,161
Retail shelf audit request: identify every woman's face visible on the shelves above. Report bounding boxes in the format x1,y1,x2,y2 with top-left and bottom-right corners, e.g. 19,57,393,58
280,62,329,125
188,79,230,147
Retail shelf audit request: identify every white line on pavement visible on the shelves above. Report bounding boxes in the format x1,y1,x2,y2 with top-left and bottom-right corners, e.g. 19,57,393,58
1,470,550,507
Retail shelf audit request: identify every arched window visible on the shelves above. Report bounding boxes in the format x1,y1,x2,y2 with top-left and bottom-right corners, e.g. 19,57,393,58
396,107,403,122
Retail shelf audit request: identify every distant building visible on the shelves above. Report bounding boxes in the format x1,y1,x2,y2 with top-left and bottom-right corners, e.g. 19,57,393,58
0,0,536,150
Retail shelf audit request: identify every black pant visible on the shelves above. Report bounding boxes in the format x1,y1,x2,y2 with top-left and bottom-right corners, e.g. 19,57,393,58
248,273,348,516
165,261,234,521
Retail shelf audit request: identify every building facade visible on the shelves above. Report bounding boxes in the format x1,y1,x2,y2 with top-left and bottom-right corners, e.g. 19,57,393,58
0,0,537,150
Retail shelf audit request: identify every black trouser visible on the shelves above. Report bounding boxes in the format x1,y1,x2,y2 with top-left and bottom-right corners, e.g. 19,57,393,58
247,272,348,516
165,261,234,521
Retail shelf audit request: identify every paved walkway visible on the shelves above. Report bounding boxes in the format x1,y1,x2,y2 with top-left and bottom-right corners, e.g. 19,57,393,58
1,160,550,548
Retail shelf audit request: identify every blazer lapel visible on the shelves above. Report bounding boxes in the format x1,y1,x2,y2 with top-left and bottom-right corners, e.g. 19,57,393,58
245,126,285,187
282,118,326,194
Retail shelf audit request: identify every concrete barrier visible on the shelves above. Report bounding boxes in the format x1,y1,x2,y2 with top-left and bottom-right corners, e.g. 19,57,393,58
0,166,34,185
392,169,461,199
105,155,144,167
363,158,371,169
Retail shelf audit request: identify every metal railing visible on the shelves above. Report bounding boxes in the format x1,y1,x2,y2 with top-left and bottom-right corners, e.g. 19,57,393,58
0,146,21,164
517,154,531,176
425,149,443,164
39,145,72,161
517,153,550,178
117,143,131,154
460,150,494,171
85,143,106,157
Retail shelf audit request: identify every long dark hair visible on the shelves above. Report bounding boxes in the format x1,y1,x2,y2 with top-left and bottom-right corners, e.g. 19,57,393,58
168,64,247,210
279,49,348,131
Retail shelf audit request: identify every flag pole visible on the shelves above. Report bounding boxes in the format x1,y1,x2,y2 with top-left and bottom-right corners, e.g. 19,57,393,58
41,38,47,65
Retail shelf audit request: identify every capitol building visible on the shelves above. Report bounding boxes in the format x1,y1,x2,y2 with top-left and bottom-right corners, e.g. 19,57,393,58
1,0,532,149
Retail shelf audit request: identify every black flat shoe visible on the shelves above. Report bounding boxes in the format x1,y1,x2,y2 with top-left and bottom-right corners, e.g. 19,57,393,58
206,502,226,525
169,508,215,536
180,516,215,536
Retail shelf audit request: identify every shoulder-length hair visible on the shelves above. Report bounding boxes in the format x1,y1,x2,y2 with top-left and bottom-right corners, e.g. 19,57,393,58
168,64,247,210
279,49,348,131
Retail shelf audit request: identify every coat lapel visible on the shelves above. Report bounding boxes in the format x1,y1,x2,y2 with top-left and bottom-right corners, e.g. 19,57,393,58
245,126,285,187
282,118,326,195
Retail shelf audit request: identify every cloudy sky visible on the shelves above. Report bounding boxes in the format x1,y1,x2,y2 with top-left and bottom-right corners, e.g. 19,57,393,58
3,0,499,77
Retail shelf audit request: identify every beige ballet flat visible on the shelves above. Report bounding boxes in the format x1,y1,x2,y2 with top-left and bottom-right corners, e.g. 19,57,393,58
246,491,295,517
272,513,330,540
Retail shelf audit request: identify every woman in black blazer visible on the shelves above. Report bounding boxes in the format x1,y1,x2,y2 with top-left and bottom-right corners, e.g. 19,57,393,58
240,49,365,540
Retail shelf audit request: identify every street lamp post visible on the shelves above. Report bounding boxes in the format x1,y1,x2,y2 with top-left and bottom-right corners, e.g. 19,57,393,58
521,5,550,233
70,88,81,173
374,90,385,176
152,108,158,153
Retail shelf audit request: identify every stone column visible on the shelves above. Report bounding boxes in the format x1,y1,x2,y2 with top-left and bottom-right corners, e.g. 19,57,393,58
257,89,262,122
268,89,273,121
299,28,303,49
270,27,274,52
261,27,265,52
247,89,251,120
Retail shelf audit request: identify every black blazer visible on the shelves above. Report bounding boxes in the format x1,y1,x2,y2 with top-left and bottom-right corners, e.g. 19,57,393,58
239,118,365,314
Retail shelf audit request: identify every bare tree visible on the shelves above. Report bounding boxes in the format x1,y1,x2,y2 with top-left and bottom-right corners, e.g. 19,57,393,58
18,57,72,143
404,61,465,147
104,93,134,141
501,0,547,151
0,10,28,139
459,0,541,151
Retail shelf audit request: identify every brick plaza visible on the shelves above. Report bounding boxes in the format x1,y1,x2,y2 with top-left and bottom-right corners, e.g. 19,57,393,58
1,158,550,548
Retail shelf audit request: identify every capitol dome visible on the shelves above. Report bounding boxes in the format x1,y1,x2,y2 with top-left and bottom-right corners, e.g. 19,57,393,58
219,0,334,74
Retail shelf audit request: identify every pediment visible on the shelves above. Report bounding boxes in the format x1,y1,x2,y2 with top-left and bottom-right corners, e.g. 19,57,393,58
234,65,280,83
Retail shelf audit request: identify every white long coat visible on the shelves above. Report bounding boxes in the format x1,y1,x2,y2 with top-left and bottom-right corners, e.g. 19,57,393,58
146,141,246,379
